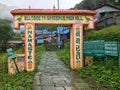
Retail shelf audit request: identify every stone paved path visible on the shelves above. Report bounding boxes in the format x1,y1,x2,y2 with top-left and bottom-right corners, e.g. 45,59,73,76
32,51,90,90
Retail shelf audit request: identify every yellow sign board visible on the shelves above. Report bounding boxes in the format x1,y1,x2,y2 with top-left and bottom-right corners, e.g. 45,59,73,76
14,15,94,30
14,15,94,29
15,15,92,22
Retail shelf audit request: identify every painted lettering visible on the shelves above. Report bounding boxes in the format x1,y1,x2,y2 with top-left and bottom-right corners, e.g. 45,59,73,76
28,38,32,42
23,15,92,23
76,30,80,36
28,47,32,51
28,30,32,34
24,16,40,21
28,56,32,59
28,43,32,47
28,35,32,39
76,45,80,61
76,38,80,44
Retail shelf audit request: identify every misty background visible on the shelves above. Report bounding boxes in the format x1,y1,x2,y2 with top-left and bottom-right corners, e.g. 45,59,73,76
0,3,17,20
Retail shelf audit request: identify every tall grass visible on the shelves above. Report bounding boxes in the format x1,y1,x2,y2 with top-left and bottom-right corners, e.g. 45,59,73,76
57,41,70,67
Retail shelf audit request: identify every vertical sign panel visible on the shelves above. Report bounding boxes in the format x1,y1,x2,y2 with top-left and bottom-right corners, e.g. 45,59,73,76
25,23,35,71
73,23,83,70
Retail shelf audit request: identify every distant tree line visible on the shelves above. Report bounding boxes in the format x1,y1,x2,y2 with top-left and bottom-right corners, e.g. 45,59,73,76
74,0,120,10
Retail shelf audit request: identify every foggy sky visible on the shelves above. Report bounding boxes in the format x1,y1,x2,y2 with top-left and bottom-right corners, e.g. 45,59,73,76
0,0,82,20
0,0,81,9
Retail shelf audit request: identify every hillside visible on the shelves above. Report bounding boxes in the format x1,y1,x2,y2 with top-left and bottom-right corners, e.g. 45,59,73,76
74,0,120,10
84,24,120,42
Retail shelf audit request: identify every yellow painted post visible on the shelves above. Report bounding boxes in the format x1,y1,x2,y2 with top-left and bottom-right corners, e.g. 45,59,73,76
25,23,35,72
72,23,84,70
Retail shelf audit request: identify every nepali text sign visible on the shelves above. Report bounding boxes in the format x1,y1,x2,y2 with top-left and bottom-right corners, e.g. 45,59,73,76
75,26,81,62
105,41,118,56
84,40,105,56
73,24,83,69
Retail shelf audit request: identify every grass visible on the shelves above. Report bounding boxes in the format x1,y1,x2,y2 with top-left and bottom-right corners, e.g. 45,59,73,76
0,53,8,63
57,41,70,67
0,45,45,90
84,24,120,43
76,59,120,90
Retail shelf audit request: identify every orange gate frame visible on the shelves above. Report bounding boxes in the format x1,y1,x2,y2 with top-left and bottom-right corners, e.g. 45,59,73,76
11,9,96,71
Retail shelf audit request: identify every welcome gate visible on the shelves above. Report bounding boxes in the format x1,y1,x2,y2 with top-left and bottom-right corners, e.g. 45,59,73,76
11,9,96,71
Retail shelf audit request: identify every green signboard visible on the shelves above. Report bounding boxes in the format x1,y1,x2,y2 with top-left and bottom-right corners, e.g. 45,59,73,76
84,40,120,68
84,40,105,56
105,41,118,56
6,48,16,60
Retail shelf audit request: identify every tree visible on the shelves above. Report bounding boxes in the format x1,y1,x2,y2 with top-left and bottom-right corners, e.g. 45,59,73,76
75,0,95,10
0,19,13,52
